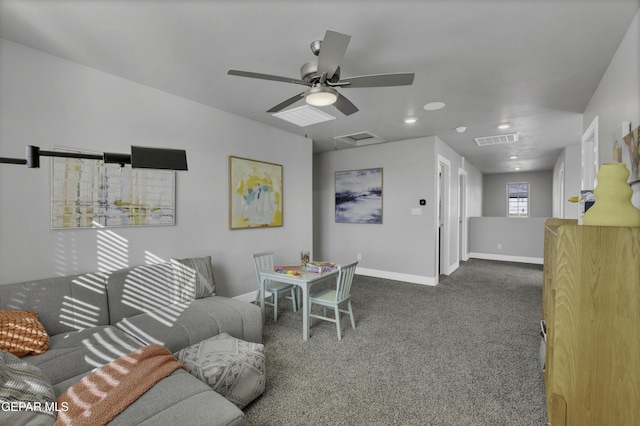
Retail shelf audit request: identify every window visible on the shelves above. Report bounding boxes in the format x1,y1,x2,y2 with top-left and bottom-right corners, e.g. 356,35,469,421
507,182,529,217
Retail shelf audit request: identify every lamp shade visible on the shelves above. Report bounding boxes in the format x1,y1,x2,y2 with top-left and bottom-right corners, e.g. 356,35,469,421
305,86,338,107
131,146,188,170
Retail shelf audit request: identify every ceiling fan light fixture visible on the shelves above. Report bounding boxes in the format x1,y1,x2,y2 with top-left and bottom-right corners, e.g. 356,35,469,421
305,85,338,107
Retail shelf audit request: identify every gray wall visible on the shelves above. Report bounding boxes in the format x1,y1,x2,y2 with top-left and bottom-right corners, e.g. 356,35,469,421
466,160,483,218
314,137,437,282
582,9,640,207
468,217,547,263
313,136,482,284
0,39,313,297
482,171,553,217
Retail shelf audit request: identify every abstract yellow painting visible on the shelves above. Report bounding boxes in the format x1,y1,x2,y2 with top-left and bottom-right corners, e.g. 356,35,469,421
229,156,283,229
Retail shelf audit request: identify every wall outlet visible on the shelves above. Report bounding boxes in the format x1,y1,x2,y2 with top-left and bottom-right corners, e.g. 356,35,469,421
497,243,502,250
357,253,362,260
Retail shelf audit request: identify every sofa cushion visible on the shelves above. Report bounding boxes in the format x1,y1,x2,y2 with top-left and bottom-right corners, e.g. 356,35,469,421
105,262,177,325
0,349,57,425
0,273,110,336
106,259,219,325
0,310,49,357
171,256,216,301
108,369,245,426
23,325,145,396
190,298,262,344
115,297,262,353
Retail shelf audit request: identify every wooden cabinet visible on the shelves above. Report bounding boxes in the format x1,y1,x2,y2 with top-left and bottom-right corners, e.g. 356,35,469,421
542,219,640,425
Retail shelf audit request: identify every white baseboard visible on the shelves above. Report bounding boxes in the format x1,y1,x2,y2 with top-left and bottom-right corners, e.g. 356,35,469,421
355,267,437,286
468,252,543,265
233,269,437,301
232,258,535,300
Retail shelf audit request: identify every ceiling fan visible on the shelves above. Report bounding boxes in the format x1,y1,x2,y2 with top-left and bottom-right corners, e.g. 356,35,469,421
228,30,415,116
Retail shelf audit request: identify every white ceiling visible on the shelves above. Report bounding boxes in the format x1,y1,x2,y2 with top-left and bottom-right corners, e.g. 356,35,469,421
1,0,638,174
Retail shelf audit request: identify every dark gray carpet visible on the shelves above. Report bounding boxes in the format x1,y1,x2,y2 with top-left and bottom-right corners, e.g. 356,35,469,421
244,259,547,425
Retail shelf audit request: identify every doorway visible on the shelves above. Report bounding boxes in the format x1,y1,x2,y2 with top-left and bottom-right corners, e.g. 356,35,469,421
557,164,565,218
581,116,599,191
458,169,468,262
437,156,451,281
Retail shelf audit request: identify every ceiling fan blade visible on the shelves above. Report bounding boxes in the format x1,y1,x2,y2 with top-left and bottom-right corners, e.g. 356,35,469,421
228,70,309,86
339,73,415,88
266,92,305,113
334,93,359,116
317,30,351,80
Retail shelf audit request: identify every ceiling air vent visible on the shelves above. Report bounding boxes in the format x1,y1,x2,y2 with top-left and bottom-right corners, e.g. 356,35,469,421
272,105,335,127
333,131,385,146
474,132,519,146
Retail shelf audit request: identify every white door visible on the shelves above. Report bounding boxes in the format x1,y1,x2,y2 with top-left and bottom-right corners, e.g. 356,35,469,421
459,169,468,261
437,156,451,279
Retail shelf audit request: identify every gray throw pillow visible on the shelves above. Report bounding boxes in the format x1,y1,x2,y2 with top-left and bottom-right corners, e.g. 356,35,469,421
171,256,216,302
0,349,57,425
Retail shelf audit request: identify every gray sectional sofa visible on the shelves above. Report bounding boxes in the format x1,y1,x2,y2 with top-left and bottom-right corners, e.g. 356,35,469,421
0,256,262,425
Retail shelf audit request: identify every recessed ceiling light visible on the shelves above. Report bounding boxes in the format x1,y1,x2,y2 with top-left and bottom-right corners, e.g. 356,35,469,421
404,117,418,124
456,126,467,133
498,122,512,130
509,155,518,160
423,101,446,111
514,166,521,171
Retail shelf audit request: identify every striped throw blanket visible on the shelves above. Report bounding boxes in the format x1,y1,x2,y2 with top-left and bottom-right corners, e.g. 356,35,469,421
54,344,184,425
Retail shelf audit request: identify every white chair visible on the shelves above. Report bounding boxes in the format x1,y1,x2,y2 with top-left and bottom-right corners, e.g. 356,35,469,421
252,252,298,321
309,261,358,340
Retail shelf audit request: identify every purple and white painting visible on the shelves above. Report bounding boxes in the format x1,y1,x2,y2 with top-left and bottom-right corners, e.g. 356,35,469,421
335,168,383,224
